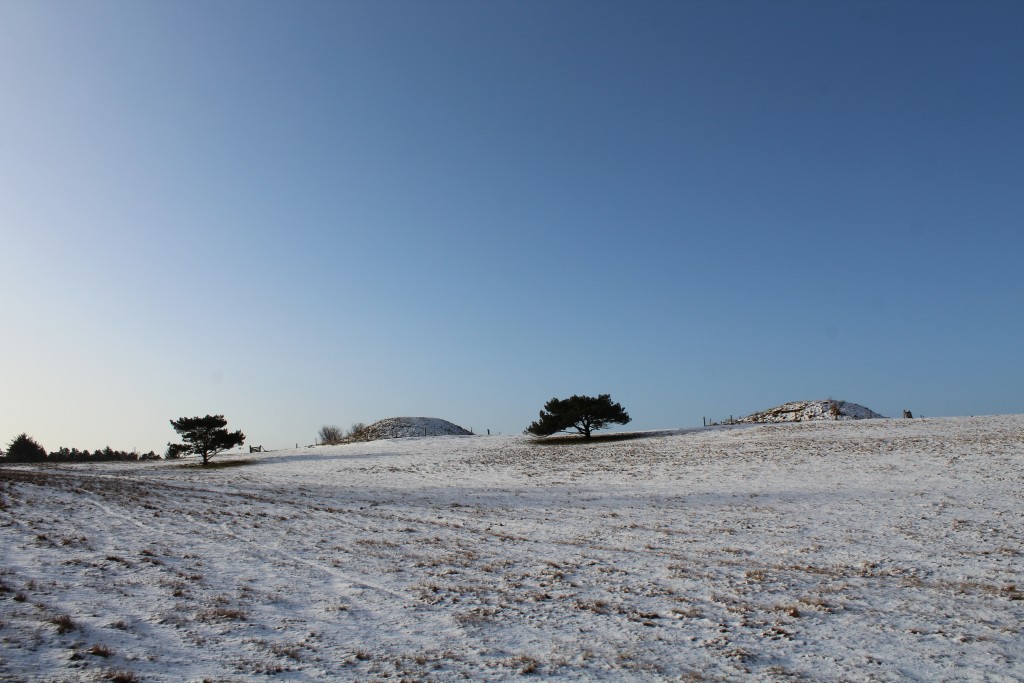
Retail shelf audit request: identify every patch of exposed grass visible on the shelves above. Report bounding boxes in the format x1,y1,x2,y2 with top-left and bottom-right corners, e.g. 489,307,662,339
50,614,78,634
265,641,304,661
177,458,256,470
88,643,115,657
197,607,248,622
505,654,541,674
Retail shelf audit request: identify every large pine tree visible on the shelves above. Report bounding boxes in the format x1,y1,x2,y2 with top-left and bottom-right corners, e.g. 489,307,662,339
168,415,245,465
526,394,631,438
3,433,48,462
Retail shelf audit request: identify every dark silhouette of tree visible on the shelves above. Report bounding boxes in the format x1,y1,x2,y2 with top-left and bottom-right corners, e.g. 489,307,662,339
526,394,631,439
168,415,245,465
4,433,48,462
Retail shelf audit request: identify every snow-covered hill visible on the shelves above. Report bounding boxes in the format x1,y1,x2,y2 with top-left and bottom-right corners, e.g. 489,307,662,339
738,399,886,423
358,416,473,440
1,415,1021,681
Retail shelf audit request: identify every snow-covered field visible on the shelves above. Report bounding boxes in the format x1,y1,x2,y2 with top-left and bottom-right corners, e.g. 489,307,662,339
2,416,1022,682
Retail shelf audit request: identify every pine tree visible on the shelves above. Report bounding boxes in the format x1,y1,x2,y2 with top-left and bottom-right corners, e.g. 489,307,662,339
168,415,245,465
4,433,48,462
526,394,631,439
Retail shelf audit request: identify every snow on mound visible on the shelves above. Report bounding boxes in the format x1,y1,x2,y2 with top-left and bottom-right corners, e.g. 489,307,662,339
360,417,473,440
738,400,886,423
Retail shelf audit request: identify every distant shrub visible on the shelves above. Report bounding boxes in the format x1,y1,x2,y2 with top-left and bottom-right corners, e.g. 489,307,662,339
4,433,47,462
165,442,188,459
318,425,344,445
348,423,368,440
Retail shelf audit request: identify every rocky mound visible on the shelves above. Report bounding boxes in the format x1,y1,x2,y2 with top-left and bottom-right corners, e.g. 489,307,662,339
357,417,473,441
738,400,886,424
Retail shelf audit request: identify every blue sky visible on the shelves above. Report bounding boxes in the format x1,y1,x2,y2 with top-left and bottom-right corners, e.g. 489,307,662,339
2,0,1022,453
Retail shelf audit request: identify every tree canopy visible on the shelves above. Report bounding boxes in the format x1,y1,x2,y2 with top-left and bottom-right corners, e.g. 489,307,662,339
526,394,631,439
4,433,48,462
168,415,245,465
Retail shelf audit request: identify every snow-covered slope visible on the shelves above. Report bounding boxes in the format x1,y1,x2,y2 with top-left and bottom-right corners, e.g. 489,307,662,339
739,399,886,423
1,415,1021,681
358,416,473,440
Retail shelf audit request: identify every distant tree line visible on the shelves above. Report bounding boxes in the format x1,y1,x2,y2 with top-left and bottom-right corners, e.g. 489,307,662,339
49,446,160,462
1,433,159,463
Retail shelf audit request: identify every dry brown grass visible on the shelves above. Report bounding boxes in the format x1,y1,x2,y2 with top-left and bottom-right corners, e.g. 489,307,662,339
103,671,141,683
88,643,115,657
197,606,248,622
50,614,78,634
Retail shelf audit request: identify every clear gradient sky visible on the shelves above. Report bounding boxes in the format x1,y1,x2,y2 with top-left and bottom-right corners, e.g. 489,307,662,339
2,0,1022,453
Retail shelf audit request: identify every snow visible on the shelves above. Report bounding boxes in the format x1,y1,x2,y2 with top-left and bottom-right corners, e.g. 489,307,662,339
738,399,886,423
1,415,1022,681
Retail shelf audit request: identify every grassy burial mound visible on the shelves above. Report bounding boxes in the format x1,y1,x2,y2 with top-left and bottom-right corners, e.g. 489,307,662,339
355,417,473,441
738,399,886,424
